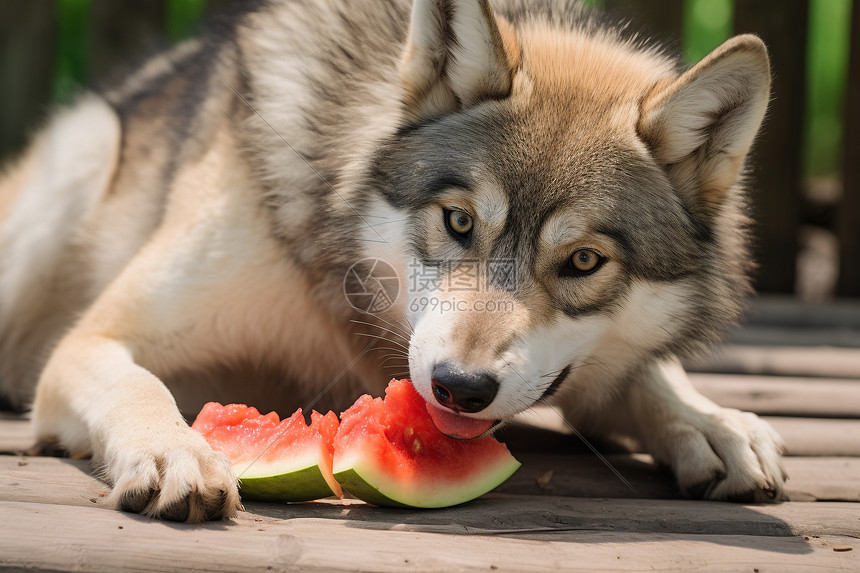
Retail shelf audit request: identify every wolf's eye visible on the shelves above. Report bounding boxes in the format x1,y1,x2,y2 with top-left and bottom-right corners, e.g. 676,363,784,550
561,249,605,277
445,209,473,237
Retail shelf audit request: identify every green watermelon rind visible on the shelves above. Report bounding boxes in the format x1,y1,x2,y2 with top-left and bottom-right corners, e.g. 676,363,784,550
332,468,412,508
333,451,521,508
238,463,338,503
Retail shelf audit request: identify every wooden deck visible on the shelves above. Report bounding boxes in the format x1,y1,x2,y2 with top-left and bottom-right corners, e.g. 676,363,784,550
1,298,858,571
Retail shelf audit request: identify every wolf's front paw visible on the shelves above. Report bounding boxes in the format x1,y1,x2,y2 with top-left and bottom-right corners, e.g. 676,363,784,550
668,408,787,502
105,428,241,522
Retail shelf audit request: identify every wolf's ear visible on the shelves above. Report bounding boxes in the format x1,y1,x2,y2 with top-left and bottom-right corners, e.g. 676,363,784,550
400,0,519,122
638,35,770,218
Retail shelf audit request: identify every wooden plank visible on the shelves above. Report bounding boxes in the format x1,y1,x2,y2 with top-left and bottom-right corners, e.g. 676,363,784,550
497,452,678,500
691,373,860,418
288,500,858,540
0,0,55,162
743,296,860,329
5,410,859,480
686,344,860,379
500,453,860,502
734,1,809,293
0,500,857,573
193,496,860,538
8,396,858,459
765,417,860,456
838,0,860,296
729,324,860,348
783,457,860,502
4,450,860,512
0,456,108,509
513,405,860,457
0,414,33,453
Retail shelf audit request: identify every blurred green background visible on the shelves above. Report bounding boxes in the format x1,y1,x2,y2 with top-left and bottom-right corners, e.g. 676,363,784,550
37,0,854,179
53,0,209,102
0,0,858,298
596,0,851,179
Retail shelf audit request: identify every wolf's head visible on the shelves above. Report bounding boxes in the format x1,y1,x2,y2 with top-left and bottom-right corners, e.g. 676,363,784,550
362,0,770,437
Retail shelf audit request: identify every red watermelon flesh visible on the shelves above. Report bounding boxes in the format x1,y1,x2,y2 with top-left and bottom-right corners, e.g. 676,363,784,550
332,379,520,507
192,379,520,507
192,403,342,501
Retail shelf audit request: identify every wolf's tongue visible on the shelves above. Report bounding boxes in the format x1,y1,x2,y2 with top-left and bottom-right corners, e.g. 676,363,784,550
425,403,495,440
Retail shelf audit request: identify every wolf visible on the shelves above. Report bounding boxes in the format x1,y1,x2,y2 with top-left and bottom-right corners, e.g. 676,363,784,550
0,0,786,522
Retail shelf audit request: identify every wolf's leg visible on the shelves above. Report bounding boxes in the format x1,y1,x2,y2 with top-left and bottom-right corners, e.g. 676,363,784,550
34,335,242,521
624,358,787,502
29,218,254,521
28,127,289,522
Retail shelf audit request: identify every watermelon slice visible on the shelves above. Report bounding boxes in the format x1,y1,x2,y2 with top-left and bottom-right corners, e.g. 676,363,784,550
191,379,520,508
191,403,342,502
332,379,521,508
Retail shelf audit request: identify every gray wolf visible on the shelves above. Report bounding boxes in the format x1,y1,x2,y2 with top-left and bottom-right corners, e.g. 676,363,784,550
0,0,786,521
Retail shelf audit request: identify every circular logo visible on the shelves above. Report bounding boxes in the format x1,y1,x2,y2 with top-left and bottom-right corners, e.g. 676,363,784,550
343,258,400,314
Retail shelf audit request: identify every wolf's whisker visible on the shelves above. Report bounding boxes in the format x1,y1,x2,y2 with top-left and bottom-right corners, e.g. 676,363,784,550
378,309,415,336
370,314,414,342
368,346,409,357
350,319,411,342
352,332,409,351
376,349,408,359
539,368,565,379
364,312,411,332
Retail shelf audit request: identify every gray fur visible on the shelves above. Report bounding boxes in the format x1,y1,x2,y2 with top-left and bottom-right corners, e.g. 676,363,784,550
0,0,784,519
0,0,751,405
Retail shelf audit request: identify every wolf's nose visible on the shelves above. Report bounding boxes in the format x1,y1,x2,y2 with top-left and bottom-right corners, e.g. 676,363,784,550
431,362,499,413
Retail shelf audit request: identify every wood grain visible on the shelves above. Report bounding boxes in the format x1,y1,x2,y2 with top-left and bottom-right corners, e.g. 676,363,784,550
766,417,860,456
743,296,860,329
499,453,860,503
0,456,108,509
4,451,860,512
0,414,33,453
691,373,860,418
782,457,860,502
687,345,860,379
3,307,858,570
509,407,860,457
1,501,857,572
